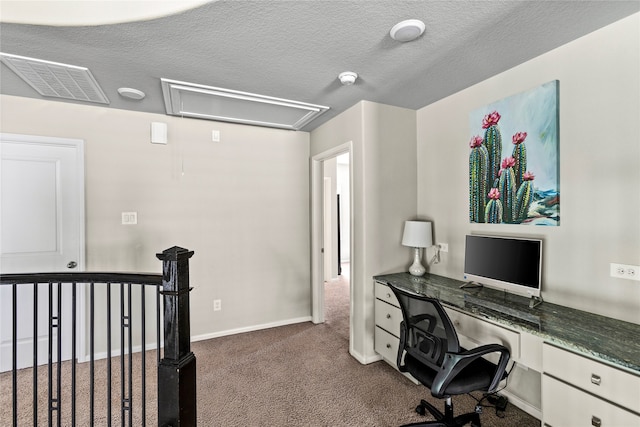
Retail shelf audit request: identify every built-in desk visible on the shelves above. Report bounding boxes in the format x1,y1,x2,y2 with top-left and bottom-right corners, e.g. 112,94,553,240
373,273,640,425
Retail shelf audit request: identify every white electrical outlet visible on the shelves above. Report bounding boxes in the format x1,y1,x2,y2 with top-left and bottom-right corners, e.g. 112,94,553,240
213,299,222,311
610,263,640,281
212,130,220,142
438,243,449,253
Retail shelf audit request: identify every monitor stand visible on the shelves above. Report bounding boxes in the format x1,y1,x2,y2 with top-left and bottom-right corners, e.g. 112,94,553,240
459,281,483,290
529,295,543,308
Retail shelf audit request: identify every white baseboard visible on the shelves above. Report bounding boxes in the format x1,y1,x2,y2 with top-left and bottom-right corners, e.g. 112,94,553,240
349,348,382,365
77,316,314,363
191,316,313,342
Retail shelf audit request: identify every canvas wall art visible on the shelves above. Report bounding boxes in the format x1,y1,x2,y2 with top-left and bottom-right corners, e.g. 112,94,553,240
469,80,559,225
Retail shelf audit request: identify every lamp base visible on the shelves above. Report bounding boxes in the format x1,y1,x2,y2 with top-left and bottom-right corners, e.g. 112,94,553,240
408,247,426,276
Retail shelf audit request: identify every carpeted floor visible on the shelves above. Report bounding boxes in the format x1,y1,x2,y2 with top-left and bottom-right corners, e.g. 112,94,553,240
1,266,542,426
192,267,540,426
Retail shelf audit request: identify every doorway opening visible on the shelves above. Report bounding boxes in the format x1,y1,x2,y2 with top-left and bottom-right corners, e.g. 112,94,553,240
322,153,350,338
311,142,353,353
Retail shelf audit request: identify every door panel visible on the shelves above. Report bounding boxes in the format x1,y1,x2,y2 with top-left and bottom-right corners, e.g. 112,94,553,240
0,134,84,371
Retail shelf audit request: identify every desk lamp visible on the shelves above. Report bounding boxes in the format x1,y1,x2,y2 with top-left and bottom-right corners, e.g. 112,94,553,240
402,220,433,276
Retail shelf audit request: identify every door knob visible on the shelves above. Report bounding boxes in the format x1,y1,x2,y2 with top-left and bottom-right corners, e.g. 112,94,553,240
67,261,78,269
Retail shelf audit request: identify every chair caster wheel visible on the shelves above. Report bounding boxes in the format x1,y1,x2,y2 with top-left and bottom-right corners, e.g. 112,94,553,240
415,404,426,416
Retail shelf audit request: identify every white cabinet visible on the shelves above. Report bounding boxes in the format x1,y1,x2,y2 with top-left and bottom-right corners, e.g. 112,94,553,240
542,343,640,427
374,298,402,337
373,281,402,364
373,281,417,383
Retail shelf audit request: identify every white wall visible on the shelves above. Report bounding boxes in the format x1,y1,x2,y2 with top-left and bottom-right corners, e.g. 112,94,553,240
323,157,339,279
311,101,417,362
337,154,351,263
0,95,312,342
417,13,640,324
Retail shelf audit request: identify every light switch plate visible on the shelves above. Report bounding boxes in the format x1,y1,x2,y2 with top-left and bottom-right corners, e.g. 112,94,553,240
121,212,137,225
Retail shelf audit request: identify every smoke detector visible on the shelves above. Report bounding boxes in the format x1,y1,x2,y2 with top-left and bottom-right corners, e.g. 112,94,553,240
118,87,146,100
390,19,425,42
338,71,358,86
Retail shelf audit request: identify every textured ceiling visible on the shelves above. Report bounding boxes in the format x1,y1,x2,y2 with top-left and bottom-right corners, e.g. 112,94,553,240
1,1,639,132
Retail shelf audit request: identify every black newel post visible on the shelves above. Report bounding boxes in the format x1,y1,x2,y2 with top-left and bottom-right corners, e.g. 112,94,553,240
156,246,196,426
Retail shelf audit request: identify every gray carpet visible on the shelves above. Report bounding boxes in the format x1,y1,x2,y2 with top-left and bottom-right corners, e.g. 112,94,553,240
1,269,541,426
192,271,540,426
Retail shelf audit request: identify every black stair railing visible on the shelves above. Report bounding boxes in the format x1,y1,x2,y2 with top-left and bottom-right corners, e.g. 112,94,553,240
0,246,196,426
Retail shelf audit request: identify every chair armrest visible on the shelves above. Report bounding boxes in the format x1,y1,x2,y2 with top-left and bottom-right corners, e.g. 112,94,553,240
396,321,408,372
431,344,510,397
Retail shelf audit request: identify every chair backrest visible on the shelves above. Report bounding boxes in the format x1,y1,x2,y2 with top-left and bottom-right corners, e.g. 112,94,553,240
389,284,461,371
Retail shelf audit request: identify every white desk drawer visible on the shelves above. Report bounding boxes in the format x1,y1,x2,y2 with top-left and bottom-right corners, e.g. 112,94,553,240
543,343,640,413
445,307,520,361
542,374,640,427
374,326,420,385
374,281,400,307
374,298,402,337
375,326,400,363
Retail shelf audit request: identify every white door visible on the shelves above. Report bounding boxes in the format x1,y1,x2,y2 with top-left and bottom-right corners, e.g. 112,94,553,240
0,133,85,372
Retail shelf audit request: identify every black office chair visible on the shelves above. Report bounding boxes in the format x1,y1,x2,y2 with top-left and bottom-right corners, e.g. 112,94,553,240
388,283,510,427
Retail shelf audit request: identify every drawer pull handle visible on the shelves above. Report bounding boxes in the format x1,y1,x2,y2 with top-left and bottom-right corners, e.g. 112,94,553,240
591,374,601,386
591,416,601,427
387,293,391,299
386,314,391,319
386,343,391,349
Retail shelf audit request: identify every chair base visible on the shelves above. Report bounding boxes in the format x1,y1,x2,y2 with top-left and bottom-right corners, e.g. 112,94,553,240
400,397,481,427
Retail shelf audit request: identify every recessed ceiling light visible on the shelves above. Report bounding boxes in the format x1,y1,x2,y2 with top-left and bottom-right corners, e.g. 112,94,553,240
118,87,145,100
390,19,425,42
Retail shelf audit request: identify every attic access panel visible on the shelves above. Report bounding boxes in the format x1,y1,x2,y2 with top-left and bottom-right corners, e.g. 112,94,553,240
161,78,329,131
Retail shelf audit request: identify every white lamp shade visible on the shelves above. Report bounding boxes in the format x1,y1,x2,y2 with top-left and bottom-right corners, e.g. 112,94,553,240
402,221,433,248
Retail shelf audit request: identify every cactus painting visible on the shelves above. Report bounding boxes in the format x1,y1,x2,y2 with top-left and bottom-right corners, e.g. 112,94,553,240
468,80,559,225
469,135,488,223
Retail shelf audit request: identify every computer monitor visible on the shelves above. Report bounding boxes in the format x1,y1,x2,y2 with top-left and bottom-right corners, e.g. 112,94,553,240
463,234,542,299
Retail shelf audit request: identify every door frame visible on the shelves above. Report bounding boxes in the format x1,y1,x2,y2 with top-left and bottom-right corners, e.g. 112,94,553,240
311,142,353,349
0,132,86,362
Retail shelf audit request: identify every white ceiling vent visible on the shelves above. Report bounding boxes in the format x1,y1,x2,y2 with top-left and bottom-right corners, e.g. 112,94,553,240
161,78,329,131
0,53,109,104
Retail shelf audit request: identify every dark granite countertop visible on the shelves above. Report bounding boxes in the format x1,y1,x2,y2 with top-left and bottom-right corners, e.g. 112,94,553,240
374,272,640,374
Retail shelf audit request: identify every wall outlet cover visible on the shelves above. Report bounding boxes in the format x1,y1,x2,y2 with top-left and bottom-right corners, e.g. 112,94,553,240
610,263,640,281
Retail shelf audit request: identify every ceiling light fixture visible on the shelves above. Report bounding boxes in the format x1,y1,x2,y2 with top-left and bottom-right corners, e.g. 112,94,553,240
338,71,358,86
118,87,145,100
390,19,425,42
